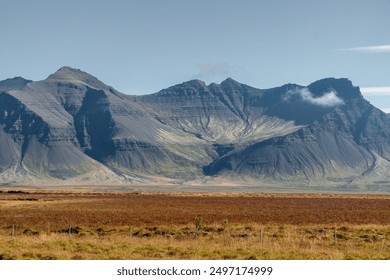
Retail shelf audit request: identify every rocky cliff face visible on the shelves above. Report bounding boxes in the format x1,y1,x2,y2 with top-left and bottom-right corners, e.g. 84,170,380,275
1,67,390,189
204,79,388,181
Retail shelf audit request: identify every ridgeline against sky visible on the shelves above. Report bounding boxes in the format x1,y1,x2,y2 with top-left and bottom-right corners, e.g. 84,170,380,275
1,1,390,111
1,67,390,191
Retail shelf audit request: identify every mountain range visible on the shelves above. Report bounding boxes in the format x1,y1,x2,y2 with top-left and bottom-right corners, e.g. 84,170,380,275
1,67,390,192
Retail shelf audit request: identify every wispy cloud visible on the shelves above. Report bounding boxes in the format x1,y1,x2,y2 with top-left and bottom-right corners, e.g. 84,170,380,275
192,62,233,80
361,87,390,96
284,88,344,107
343,44,390,53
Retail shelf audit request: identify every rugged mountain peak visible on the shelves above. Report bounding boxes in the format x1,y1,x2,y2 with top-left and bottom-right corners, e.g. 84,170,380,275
46,66,108,90
47,66,87,80
0,76,31,91
220,77,242,88
171,79,207,89
155,79,209,96
308,77,362,100
182,79,207,88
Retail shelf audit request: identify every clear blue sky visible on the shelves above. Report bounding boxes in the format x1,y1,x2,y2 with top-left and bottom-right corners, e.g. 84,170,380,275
1,0,390,109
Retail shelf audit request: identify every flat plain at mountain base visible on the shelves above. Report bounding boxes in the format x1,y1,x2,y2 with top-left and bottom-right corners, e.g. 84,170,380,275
0,191,389,260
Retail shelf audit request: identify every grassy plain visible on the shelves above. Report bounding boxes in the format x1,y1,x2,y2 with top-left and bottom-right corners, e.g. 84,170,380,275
0,191,389,260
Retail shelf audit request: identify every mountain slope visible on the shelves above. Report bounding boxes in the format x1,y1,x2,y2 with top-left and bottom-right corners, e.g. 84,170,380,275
204,78,390,187
1,67,390,190
139,79,302,144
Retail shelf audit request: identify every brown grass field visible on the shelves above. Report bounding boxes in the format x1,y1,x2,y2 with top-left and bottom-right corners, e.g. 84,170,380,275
0,190,390,260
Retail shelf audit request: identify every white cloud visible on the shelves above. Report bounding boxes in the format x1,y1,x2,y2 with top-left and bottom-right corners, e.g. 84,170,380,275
284,88,344,107
192,62,233,79
343,44,390,53
360,87,390,96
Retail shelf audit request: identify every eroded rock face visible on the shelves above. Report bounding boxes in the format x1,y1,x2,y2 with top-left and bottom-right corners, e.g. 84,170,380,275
204,78,390,182
1,67,390,187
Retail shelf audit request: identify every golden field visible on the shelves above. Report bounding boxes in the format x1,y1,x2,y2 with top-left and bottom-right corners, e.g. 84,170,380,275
0,190,389,260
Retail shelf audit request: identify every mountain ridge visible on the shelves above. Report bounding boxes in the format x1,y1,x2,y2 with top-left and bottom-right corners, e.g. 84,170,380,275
1,66,390,192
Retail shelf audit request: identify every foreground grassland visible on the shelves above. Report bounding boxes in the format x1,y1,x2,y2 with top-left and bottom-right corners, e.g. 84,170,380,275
0,191,389,260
